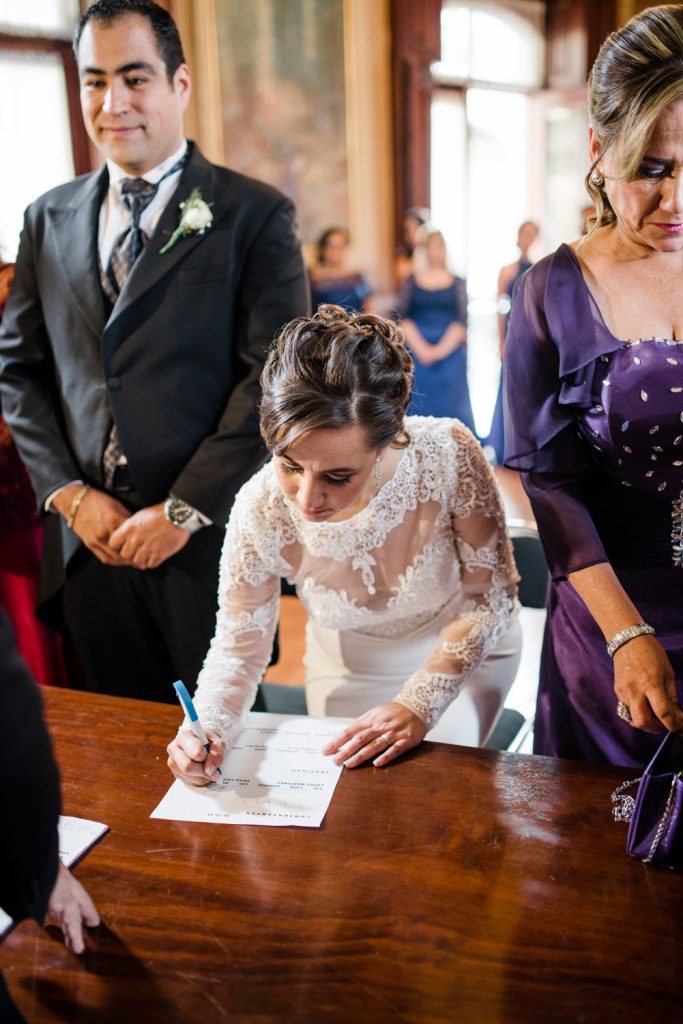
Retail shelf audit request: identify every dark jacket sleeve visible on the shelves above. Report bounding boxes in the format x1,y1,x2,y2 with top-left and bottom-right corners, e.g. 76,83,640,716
0,610,60,924
170,195,310,523
0,207,84,508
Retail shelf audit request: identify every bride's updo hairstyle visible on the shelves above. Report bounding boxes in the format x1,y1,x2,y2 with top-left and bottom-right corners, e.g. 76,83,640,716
587,4,683,229
259,304,414,456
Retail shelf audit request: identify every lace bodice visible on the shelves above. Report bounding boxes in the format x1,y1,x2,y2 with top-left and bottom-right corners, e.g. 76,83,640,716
194,417,519,741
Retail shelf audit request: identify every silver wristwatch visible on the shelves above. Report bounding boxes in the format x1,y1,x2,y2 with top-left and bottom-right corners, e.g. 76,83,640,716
163,495,205,533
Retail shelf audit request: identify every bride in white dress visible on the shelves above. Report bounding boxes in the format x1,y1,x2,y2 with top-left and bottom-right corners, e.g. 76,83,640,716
167,306,521,783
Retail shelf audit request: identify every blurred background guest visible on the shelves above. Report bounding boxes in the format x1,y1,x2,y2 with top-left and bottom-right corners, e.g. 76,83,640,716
395,206,430,286
0,262,67,686
483,221,540,465
309,226,373,314
398,229,476,431
505,5,683,766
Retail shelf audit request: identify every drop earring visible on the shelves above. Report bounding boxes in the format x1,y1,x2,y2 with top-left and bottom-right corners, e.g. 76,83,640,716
374,456,382,489
590,169,604,187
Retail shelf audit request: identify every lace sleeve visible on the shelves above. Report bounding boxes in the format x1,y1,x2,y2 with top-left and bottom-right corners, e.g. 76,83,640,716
191,487,282,744
395,423,519,728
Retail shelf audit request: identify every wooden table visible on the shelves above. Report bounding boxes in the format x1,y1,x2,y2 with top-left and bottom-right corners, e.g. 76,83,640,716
3,689,681,1024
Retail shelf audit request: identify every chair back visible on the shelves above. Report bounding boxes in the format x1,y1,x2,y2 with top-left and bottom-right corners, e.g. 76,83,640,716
507,521,548,609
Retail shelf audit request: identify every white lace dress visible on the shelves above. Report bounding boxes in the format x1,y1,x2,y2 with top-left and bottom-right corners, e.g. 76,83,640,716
193,417,521,746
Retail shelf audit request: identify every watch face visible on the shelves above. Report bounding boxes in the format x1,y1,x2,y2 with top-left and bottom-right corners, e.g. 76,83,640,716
167,498,192,524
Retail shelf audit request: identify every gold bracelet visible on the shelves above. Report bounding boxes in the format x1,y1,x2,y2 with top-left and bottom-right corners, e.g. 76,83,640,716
66,484,90,530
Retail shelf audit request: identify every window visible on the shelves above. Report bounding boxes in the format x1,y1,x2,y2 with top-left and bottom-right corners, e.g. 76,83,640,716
0,0,78,37
433,0,545,88
0,51,75,260
430,0,545,436
0,0,85,261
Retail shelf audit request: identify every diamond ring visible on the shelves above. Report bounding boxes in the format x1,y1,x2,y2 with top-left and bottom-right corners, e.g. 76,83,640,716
616,700,633,723
379,732,391,745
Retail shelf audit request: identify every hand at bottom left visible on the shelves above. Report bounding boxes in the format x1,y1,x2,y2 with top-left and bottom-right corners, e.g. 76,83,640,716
47,862,100,954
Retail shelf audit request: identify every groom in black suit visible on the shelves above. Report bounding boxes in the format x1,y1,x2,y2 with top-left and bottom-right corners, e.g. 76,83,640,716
0,0,308,700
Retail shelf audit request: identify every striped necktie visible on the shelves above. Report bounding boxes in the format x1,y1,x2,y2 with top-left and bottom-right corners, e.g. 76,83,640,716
104,153,187,299
106,178,158,297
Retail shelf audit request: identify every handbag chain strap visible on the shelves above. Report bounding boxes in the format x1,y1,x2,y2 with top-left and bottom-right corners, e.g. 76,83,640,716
612,772,682,862
644,774,681,864
611,776,643,823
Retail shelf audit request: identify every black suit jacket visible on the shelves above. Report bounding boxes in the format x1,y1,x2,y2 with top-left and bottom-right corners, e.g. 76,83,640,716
0,143,309,609
0,610,60,924
0,611,60,1022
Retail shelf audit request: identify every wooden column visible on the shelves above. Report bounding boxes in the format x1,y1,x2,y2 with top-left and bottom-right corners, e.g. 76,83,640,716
344,0,396,293
168,0,224,165
546,0,619,88
390,0,442,240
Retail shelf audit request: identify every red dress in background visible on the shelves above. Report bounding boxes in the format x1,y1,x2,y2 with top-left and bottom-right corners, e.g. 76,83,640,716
0,264,67,685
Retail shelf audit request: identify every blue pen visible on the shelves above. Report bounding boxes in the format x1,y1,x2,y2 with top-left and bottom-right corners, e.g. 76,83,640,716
173,680,222,777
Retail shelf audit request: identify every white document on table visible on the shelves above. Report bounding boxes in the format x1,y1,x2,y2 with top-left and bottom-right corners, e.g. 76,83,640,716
150,712,350,828
0,815,108,939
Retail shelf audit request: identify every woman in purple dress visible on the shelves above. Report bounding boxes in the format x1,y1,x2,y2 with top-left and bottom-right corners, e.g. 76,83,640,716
505,5,683,767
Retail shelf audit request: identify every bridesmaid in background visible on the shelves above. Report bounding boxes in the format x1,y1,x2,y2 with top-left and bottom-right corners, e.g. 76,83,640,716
484,220,539,464
399,229,476,432
309,226,373,314
395,206,430,286
0,261,67,686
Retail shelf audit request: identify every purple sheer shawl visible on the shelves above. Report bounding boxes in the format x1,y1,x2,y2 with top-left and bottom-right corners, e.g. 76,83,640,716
503,244,626,579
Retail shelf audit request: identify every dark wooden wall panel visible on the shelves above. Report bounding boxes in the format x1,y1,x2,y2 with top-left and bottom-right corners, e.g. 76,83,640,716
390,0,442,242
546,0,618,88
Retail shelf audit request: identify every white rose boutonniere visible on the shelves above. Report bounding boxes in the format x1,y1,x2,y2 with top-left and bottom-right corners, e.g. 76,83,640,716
159,187,213,254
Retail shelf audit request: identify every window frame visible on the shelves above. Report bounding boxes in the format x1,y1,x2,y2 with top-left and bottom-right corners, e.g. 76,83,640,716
0,30,92,176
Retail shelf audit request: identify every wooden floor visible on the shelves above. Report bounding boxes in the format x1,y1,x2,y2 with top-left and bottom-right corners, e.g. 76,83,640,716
264,467,534,688
264,596,308,685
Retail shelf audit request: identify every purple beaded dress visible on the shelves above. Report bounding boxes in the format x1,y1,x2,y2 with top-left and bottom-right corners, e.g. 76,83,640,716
504,243,683,767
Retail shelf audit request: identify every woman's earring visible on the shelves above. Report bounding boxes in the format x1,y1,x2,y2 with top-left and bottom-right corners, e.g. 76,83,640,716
590,169,604,188
374,456,382,489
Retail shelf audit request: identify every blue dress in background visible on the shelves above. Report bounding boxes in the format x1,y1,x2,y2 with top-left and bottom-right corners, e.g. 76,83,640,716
400,274,476,432
310,272,372,315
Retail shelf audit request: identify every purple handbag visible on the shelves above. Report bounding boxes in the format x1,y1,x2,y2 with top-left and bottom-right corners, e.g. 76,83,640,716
611,732,683,869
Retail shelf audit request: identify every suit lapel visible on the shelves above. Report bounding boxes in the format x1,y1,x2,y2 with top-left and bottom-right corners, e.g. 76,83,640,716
47,168,109,339
106,146,224,326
